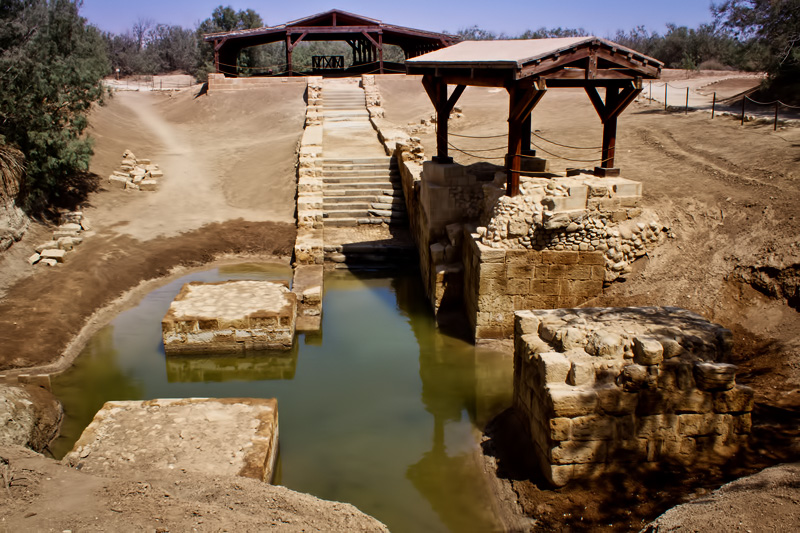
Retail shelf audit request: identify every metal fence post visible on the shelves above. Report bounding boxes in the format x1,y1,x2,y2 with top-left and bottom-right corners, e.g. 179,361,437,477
649,81,652,104
665,84,668,110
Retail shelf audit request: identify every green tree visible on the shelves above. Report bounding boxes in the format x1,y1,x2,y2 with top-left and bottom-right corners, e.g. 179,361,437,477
713,0,800,80
195,5,265,78
0,0,109,212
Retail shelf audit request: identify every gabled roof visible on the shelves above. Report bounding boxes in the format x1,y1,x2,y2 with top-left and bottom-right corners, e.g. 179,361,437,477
203,8,458,46
406,37,662,83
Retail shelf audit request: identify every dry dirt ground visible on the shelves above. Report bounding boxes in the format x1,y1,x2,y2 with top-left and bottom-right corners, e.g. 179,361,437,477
378,74,800,530
0,72,798,531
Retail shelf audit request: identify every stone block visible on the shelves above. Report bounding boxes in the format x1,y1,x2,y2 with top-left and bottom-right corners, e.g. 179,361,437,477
474,241,506,263
108,175,129,189
633,336,664,365
596,386,638,415
63,398,279,483
163,281,296,353
694,362,737,391
28,253,40,265
507,277,531,295
636,414,678,438
508,262,534,278
585,330,625,357
549,417,572,441
610,178,642,197
515,311,541,335
712,385,754,413
567,359,595,386
678,413,730,436
570,414,614,441
673,389,713,413
545,464,574,487
547,385,598,417
550,439,607,465
542,250,579,265
40,258,58,267
40,249,66,263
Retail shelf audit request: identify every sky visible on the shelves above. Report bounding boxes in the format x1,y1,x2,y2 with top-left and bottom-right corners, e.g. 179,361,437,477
80,0,717,38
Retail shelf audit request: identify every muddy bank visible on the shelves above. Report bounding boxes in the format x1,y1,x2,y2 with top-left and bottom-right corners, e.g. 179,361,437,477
0,445,388,532
0,219,295,372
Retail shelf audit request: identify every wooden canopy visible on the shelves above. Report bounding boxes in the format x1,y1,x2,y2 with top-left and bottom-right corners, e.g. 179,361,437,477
406,37,663,195
204,9,459,76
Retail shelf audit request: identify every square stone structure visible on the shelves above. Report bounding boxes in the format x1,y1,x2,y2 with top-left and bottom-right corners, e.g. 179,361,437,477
64,398,279,482
514,307,753,487
162,280,297,354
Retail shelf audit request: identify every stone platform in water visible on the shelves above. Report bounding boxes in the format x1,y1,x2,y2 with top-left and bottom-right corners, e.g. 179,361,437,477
64,398,279,482
162,280,296,354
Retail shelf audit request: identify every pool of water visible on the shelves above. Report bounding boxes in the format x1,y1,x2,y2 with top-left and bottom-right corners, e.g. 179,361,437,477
51,263,513,532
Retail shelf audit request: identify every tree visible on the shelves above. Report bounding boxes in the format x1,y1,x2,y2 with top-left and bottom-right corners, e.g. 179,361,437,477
0,0,109,212
195,5,265,78
713,0,800,79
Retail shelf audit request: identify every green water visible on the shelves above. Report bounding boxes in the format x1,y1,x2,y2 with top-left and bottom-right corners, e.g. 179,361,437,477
51,263,513,532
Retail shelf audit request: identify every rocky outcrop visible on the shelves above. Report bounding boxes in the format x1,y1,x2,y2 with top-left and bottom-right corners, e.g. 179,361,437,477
0,384,63,452
0,145,29,254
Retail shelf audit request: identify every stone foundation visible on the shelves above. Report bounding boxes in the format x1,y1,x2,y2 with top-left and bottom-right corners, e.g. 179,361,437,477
162,281,297,353
513,307,753,486
207,73,307,93
64,397,280,483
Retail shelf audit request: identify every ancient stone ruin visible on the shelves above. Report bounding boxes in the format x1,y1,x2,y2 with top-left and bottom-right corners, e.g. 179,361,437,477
107,149,163,191
29,210,90,267
64,397,279,482
513,307,753,486
162,280,297,354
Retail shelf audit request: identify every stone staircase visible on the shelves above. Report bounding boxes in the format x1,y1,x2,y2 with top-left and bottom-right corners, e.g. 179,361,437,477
319,82,408,227
321,157,407,227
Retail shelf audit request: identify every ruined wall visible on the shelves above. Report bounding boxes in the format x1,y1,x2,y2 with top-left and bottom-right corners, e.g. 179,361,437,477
463,241,605,341
513,307,753,487
206,73,307,93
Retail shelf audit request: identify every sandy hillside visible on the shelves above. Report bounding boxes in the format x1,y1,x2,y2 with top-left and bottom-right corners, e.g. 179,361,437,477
0,84,306,370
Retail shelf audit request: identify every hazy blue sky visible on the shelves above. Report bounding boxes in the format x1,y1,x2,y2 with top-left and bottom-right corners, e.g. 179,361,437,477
80,0,717,38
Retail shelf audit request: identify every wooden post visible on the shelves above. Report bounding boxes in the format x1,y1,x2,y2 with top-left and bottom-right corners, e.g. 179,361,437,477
601,87,620,169
685,87,689,114
378,33,384,74
711,92,716,119
665,83,668,110
741,96,745,125
506,79,547,196
286,33,293,76
422,77,465,164
774,102,779,131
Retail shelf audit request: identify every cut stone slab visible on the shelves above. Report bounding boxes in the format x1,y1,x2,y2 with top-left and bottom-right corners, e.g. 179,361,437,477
40,249,65,263
162,280,297,354
63,398,279,482
28,253,40,265
140,179,158,191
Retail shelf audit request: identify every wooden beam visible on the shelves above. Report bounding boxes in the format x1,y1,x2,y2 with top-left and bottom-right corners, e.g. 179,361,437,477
508,79,547,124
584,86,607,120
288,25,383,34
378,33,384,74
422,74,440,107
446,84,466,113
361,30,379,49
214,37,228,52
604,81,642,119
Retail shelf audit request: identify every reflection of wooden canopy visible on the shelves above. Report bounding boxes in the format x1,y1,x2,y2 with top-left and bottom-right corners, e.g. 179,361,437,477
406,37,662,195
203,9,458,76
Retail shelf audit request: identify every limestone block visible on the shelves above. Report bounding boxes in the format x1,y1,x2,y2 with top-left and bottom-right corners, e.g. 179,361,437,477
40,258,58,266
633,336,664,365
536,352,571,384
567,359,595,386
610,178,643,197
585,330,625,357
712,385,754,413
109,175,129,189
515,311,541,335
545,464,575,487
733,413,752,434
137,158,151,165
446,223,463,248
28,253,40,265
80,217,92,231
124,181,139,191
550,439,607,465
549,417,572,441
661,338,684,358
636,414,679,438
40,249,65,263
140,179,158,191
673,389,713,413
547,385,598,417
149,169,164,178
596,385,638,415
57,237,74,251
570,414,614,441
678,413,730,436
560,328,586,351
474,240,506,263
694,362,737,391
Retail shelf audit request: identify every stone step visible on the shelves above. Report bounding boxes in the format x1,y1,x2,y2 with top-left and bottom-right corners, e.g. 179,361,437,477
323,182,401,191
322,201,371,210
321,157,391,165
324,217,408,228
322,192,404,203
323,173,392,181
324,209,371,218
322,163,393,171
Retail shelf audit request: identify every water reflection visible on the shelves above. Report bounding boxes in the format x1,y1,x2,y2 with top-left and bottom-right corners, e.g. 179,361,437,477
51,265,512,533
165,344,299,382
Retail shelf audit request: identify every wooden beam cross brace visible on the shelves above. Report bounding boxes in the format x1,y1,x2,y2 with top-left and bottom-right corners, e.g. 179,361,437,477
422,75,466,162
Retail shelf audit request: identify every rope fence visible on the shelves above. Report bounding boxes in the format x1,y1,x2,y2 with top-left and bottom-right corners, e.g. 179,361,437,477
643,80,800,131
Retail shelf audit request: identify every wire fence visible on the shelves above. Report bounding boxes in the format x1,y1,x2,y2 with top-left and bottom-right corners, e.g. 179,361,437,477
642,80,800,131
105,75,196,91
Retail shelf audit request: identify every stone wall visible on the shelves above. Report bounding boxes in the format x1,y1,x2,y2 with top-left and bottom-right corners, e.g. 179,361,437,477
513,307,753,487
207,73,307,93
463,241,605,340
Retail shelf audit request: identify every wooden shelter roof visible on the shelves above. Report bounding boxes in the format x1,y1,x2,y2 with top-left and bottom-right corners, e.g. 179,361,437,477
202,9,459,49
406,37,662,86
